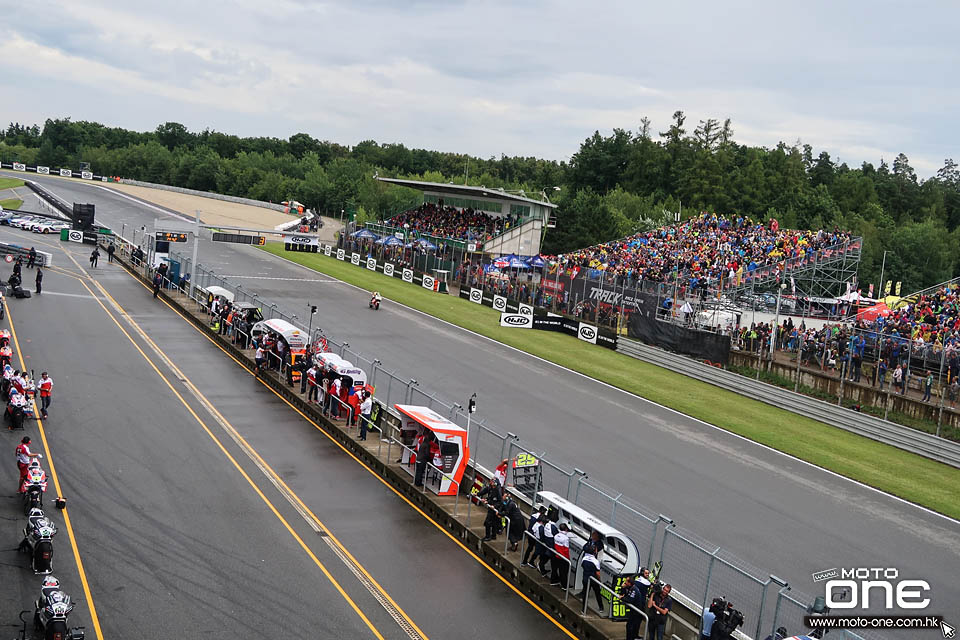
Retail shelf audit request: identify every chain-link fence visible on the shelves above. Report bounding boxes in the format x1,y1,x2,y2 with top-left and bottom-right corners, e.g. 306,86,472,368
149,249,890,640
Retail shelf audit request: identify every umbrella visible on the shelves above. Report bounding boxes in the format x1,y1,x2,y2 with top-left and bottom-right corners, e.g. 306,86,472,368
493,256,510,268
352,228,379,240
507,256,529,269
526,255,546,268
382,235,404,247
414,238,437,250
483,263,501,274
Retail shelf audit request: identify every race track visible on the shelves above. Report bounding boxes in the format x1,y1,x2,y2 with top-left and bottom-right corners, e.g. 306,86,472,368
10,174,959,637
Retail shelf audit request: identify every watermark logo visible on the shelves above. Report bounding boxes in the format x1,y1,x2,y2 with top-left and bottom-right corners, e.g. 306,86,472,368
815,567,930,610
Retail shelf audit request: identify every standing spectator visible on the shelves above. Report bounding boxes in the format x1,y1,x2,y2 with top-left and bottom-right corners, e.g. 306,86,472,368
618,574,645,640
922,371,933,402
851,351,862,383
578,544,604,613
521,506,547,566
89,248,99,268
107,242,115,263
15,436,41,489
493,458,509,487
305,363,318,403
701,604,716,640
501,494,525,552
328,375,342,417
893,364,903,394
477,476,503,541
646,584,673,640
413,430,433,488
35,267,42,295
877,359,888,389
255,344,265,373
37,371,53,419
152,272,162,298
551,522,570,586
27,247,37,268
947,376,958,408
358,391,372,441
537,514,558,577
13,257,22,280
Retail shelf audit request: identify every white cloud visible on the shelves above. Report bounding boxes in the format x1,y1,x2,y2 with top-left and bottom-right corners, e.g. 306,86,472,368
1,0,956,176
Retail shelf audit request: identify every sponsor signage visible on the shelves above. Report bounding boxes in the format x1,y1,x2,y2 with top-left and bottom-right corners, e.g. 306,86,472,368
67,229,83,243
81,171,93,180
492,295,507,312
422,275,435,290
518,303,534,317
500,313,532,328
577,322,598,344
36,166,50,175
323,244,332,256
469,288,482,304
366,257,376,271
59,169,72,177
383,263,395,277
336,249,345,261
401,268,414,283
350,252,360,266
12,162,25,171
467,242,478,252
282,234,318,246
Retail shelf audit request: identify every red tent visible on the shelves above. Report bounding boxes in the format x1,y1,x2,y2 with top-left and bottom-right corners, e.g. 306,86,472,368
858,302,891,322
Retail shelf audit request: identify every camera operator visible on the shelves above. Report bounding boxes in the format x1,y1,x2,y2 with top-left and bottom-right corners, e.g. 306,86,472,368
646,583,673,640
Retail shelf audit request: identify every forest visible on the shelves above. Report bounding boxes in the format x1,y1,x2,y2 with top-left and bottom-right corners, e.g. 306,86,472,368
1,114,958,293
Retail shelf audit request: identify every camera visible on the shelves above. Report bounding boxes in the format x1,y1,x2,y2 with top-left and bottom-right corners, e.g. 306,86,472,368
708,596,745,640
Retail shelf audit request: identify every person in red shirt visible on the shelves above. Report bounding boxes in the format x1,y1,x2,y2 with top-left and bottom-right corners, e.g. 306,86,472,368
38,372,52,419
16,436,41,491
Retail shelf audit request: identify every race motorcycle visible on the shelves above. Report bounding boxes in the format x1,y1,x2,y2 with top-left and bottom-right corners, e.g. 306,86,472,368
21,460,48,514
34,576,85,640
6,390,32,429
19,508,58,574
369,292,382,310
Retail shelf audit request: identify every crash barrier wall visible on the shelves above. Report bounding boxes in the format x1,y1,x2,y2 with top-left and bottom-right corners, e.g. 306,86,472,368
0,242,52,267
141,250,891,640
629,296,732,364
618,338,960,469
729,349,960,432
117,178,289,213
1,161,117,183
24,180,72,217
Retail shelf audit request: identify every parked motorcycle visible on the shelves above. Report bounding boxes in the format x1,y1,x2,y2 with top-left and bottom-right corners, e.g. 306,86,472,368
21,460,47,514
34,576,85,640
19,508,57,574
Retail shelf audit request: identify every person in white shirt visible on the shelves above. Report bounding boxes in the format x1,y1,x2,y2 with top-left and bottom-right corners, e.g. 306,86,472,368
358,391,373,441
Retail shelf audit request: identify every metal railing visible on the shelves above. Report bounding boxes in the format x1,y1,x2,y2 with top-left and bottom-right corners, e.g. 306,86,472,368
139,246,886,640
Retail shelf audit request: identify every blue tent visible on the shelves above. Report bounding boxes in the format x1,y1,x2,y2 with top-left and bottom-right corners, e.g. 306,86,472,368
526,255,546,268
414,238,437,250
507,256,529,269
483,263,501,274
382,235,404,247
352,228,379,240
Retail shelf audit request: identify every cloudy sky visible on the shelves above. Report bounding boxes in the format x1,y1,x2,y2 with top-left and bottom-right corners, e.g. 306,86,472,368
0,0,956,175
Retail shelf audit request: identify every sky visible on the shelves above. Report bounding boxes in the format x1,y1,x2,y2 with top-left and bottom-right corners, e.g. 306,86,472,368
0,0,956,176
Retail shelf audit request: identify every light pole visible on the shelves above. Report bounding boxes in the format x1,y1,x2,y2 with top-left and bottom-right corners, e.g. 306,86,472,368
307,304,317,345
189,210,200,300
466,393,477,457
877,250,889,300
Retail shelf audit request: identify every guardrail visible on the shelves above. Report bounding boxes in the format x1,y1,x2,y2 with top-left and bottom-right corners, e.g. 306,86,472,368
617,338,960,468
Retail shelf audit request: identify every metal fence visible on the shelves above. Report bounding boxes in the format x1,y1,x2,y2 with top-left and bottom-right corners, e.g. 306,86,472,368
153,247,879,640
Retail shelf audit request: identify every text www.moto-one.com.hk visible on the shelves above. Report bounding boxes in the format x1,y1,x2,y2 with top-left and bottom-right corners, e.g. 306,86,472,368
804,615,944,630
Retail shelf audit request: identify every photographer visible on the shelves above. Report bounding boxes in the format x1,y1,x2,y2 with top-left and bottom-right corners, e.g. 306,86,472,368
646,583,672,640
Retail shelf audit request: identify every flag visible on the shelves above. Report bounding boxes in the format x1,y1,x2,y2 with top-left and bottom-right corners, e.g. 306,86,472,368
885,280,892,296
869,283,874,297
790,276,796,295
895,281,902,296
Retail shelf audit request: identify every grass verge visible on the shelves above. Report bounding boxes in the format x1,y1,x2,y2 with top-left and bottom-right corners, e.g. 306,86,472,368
0,177,25,190
259,243,960,518
0,198,23,211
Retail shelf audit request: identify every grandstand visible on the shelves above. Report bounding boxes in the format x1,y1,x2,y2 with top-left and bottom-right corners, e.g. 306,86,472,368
373,177,556,256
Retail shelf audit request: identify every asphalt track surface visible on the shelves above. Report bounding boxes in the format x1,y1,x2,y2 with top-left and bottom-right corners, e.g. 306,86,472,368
11,175,960,634
0,226,564,638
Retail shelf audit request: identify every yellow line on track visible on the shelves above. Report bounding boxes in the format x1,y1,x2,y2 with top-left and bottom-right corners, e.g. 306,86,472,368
5,299,106,640
115,262,580,639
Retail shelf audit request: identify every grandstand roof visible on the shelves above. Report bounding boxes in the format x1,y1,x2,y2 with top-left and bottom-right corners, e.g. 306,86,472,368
376,177,558,209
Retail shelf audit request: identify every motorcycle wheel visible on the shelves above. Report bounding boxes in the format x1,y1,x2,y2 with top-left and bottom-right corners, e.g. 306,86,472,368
45,619,67,640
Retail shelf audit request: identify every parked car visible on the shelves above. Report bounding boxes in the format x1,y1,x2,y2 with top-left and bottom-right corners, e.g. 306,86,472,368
34,221,69,234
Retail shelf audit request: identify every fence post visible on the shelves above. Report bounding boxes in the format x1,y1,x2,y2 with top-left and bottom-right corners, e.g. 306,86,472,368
769,583,791,640
649,515,673,570
610,493,623,526
500,432,518,463
567,468,586,501
702,547,721,612
757,575,787,640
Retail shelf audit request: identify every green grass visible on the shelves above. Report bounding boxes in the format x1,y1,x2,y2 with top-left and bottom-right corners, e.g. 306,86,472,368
0,177,25,190
260,243,960,518
0,198,22,211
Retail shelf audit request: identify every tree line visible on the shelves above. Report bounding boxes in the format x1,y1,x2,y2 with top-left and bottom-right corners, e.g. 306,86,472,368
1,115,958,293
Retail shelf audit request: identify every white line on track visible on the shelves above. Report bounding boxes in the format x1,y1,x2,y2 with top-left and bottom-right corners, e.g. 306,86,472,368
259,248,960,526
219,275,340,282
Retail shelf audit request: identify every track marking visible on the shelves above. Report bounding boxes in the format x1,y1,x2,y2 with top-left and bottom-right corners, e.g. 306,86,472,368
70,277,390,640
115,259,581,640
260,249,960,526
5,300,106,640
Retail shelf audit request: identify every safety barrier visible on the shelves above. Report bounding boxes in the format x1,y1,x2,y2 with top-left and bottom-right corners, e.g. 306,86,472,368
119,245,884,640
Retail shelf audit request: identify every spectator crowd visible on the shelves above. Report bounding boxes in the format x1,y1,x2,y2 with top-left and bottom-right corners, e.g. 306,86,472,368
387,203,522,244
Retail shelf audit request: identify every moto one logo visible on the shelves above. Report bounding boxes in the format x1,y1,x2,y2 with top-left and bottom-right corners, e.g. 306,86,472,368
823,568,931,610
579,326,596,339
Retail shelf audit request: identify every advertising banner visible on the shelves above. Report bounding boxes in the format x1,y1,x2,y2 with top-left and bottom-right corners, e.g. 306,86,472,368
500,313,533,328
